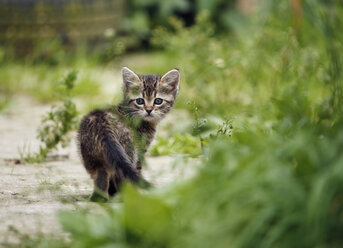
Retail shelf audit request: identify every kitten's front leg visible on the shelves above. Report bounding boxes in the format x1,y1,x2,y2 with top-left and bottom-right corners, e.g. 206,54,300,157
135,148,154,189
136,148,147,171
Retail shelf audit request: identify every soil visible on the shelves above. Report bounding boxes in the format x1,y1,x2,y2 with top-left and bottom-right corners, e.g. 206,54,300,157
0,97,196,244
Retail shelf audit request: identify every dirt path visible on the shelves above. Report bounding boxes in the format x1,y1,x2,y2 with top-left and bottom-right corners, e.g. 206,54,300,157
0,97,196,244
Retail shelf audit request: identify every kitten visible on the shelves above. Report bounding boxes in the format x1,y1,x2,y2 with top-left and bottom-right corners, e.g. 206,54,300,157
78,67,180,201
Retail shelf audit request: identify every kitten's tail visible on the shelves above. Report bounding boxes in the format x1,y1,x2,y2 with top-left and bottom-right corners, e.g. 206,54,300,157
103,136,151,188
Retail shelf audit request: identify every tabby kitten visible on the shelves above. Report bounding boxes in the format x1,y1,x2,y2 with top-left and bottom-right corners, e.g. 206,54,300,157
78,67,180,200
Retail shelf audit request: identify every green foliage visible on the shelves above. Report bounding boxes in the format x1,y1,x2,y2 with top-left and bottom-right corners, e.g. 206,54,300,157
0,63,101,103
124,0,237,42
43,1,343,248
4,1,343,247
150,114,233,157
123,0,190,43
150,133,201,157
22,71,79,163
152,4,341,122
54,120,343,248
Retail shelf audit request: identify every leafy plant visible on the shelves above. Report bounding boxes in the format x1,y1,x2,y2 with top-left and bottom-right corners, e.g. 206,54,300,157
21,71,79,163
150,133,201,157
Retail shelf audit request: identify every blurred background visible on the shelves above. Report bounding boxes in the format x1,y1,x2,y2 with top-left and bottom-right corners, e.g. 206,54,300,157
1,0,343,247
0,0,249,58
0,0,260,112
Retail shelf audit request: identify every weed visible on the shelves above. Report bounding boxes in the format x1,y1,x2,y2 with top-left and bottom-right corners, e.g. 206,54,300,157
188,101,207,150
150,133,201,157
21,71,79,163
1,226,68,248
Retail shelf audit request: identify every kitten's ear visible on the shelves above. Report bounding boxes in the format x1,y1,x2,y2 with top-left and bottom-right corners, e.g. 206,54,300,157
160,69,180,95
122,67,141,90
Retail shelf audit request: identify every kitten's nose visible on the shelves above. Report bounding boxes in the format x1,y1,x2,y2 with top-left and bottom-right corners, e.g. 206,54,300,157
146,108,152,114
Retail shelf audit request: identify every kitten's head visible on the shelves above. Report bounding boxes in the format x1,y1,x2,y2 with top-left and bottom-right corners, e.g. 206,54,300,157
121,67,180,123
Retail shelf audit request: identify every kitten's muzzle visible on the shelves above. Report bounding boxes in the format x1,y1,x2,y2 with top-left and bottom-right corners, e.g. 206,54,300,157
145,108,153,114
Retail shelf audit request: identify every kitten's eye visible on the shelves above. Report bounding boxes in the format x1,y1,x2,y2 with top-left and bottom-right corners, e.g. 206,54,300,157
136,98,145,105
154,98,163,105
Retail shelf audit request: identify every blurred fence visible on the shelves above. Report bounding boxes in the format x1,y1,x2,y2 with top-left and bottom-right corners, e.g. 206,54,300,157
0,0,124,54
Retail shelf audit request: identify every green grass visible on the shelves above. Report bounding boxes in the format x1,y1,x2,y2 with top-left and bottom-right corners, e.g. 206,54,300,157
150,133,201,157
51,2,343,248
2,1,343,247
0,63,101,104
